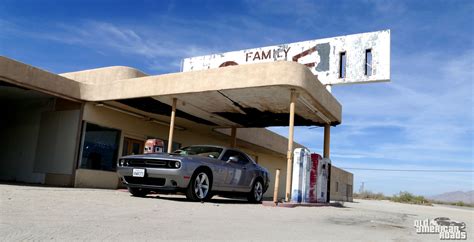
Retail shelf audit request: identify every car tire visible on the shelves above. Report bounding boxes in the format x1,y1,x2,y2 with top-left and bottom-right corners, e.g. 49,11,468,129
128,187,150,197
186,170,212,202
247,179,264,203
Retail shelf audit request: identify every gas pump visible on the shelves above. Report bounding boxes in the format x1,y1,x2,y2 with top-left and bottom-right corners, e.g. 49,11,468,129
291,148,311,203
144,139,164,154
312,154,330,203
291,150,331,204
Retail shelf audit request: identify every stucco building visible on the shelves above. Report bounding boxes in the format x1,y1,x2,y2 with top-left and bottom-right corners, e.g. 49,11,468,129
0,56,353,201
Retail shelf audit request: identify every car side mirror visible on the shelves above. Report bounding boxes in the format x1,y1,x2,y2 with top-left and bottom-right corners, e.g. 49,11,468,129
227,156,239,163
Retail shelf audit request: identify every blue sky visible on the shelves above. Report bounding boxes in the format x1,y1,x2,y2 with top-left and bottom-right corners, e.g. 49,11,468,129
0,0,472,196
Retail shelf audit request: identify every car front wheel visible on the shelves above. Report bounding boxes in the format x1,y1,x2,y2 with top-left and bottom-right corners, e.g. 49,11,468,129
247,180,264,203
186,171,212,201
128,187,150,197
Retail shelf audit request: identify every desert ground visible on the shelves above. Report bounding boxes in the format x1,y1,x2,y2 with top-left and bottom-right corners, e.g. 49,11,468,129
1,184,472,241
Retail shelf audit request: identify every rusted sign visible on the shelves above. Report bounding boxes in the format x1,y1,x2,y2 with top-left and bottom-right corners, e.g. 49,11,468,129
182,30,390,85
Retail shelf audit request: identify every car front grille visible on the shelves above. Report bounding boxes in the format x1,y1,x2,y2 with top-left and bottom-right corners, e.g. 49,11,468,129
124,176,166,186
125,159,169,168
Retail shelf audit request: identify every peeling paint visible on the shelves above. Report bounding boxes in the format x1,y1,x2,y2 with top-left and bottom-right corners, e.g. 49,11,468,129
182,30,390,85
315,43,330,72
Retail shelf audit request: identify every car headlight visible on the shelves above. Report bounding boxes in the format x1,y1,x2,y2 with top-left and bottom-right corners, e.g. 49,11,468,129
168,161,181,168
119,159,128,166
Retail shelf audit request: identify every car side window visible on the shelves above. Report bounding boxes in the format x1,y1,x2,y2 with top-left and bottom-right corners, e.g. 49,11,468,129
236,151,250,165
221,150,239,162
221,150,250,165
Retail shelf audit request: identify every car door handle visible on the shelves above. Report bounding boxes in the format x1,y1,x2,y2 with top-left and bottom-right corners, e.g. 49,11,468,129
242,167,247,170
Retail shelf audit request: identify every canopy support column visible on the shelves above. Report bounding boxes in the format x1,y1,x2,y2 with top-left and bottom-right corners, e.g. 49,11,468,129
324,123,331,203
324,124,330,158
230,127,237,148
285,89,297,202
167,98,177,153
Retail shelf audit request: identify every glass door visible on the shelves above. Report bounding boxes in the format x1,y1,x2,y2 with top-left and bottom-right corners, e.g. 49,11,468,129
122,137,145,156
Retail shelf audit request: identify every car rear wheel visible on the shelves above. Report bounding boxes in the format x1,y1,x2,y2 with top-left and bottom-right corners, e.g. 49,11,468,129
186,171,212,201
128,187,150,197
247,180,264,203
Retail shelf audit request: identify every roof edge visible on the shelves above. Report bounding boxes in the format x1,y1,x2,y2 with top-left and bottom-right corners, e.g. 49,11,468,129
60,66,148,84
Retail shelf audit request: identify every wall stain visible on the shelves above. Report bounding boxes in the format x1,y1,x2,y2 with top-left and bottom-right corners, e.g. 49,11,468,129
117,97,217,126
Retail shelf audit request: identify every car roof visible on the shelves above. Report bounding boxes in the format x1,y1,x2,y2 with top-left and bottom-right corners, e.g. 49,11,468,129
185,144,227,149
183,145,256,163
184,145,247,153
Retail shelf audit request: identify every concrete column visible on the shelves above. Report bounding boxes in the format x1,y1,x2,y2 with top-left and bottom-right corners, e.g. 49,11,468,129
285,90,297,202
230,127,237,148
323,124,330,158
324,123,331,203
167,98,177,153
273,169,281,203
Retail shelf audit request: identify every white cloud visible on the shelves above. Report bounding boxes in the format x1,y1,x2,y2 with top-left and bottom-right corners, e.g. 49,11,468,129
1,19,217,72
270,47,473,197
57,21,213,61
364,0,407,15
330,49,473,157
244,0,320,17
2,15,309,73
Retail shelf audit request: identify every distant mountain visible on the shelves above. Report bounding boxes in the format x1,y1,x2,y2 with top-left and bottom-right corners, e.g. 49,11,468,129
428,191,474,204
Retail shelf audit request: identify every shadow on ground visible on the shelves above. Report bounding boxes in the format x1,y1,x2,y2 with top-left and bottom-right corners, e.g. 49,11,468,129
137,193,253,204
139,193,349,207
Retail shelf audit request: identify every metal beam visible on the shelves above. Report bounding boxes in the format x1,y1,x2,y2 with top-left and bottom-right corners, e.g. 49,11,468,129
167,98,177,153
285,90,297,202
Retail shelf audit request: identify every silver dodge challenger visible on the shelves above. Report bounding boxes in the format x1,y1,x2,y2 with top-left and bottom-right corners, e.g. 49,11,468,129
117,145,270,203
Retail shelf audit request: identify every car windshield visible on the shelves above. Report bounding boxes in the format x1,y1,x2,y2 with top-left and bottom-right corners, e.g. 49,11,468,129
173,146,223,159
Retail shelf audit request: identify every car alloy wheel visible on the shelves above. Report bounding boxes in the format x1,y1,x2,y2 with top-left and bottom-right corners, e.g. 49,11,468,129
194,172,210,199
253,181,263,202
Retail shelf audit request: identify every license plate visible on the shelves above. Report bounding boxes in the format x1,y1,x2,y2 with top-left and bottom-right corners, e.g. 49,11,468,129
132,169,145,177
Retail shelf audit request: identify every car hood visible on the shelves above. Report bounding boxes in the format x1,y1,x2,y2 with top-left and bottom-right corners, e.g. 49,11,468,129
120,153,214,162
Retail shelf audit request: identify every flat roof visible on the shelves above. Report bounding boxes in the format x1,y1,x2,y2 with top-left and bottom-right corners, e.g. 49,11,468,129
0,56,342,128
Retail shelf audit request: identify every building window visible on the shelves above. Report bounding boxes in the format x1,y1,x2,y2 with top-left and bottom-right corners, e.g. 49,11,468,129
339,52,346,78
79,123,121,171
365,49,372,76
122,137,144,156
336,182,339,192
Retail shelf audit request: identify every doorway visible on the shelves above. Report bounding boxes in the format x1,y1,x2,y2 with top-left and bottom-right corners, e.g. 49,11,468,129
0,81,81,185
122,137,145,156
